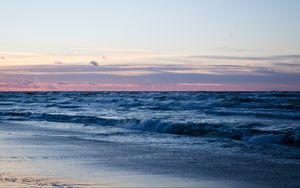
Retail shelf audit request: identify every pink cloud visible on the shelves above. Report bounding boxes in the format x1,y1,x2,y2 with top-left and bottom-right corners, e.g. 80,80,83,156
0,81,299,91
0,53,299,91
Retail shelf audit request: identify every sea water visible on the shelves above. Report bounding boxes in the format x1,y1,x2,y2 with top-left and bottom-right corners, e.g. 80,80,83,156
0,91,299,158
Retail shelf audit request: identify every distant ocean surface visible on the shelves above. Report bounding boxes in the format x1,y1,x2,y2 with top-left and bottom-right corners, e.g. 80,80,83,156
0,92,299,157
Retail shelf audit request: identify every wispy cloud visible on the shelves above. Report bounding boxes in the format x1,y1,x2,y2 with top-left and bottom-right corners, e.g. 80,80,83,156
0,50,299,91
0,49,164,66
1,81,299,91
89,61,99,66
188,54,300,61
71,48,152,53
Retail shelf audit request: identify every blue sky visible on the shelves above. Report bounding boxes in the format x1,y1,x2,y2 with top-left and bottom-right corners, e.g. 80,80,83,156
0,0,299,91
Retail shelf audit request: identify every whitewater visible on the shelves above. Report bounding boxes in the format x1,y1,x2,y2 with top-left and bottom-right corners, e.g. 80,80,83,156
0,92,299,147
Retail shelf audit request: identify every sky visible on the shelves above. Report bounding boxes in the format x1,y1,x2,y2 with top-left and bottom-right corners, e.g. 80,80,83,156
0,0,299,91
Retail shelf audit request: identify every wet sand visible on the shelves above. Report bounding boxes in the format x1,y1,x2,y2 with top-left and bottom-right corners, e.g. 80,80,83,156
0,121,299,188
0,172,109,188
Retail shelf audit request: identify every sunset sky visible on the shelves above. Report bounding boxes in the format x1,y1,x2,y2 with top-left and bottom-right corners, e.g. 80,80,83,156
0,0,299,91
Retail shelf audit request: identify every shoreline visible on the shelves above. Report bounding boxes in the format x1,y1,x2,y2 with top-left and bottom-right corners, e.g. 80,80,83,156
0,121,299,188
0,121,235,188
0,172,111,188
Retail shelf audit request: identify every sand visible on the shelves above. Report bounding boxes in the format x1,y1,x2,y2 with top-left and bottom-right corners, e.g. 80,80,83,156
0,172,108,188
0,121,299,188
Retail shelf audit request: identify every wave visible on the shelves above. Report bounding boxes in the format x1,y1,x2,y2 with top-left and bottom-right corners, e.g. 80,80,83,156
0,111,119,126
204,109,300,120
0,111,299,147
118,119,300,147
0,92,299,148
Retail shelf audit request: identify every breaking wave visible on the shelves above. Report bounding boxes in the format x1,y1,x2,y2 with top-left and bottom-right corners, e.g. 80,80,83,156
0,110,299,147
0,91,299,147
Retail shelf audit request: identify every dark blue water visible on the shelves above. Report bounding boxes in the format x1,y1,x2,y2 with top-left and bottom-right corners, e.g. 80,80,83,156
0,92,299,157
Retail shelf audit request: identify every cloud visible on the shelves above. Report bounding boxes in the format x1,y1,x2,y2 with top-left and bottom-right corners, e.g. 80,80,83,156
0,51,299,91
71,48,152,53
0,81,299,91
89,61,99,66
54,61,63,65
178,83,222,86
1,63,299,89
188,54,300,61
274,62,300,67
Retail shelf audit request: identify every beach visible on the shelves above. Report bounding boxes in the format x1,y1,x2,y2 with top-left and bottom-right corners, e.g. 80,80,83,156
0,92,299,188
0,121,235,188
0,121,299,188
1,0,300,187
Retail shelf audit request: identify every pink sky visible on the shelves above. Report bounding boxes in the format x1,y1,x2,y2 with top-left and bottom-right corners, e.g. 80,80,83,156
0,53,300,91
0,81,299,91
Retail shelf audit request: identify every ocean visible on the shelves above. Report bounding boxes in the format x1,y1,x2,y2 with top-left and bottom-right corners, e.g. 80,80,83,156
0,91,300,187
0,91,299,151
